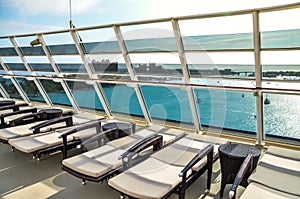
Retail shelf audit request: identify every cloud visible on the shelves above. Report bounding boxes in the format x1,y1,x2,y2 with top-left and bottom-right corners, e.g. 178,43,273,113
2,0,103,16
0,20,62,36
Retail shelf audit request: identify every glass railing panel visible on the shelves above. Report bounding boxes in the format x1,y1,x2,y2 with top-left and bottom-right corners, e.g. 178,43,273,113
58,63,87,73
5,63,27,71
141,85,193,124
260,8,300,49
39,79,72,106
66,81,104,111
21,46,45,56
44,32,74,45
195,88,256,134
121,22,176,52
83,41,121,54
16,35,46,55
0,38,17,56
43,32,78,55
0,77,22,99
264,93,300,142
87,54,128,75
48,44,78,55
130,52,183,78
187,52,255,80
179,14,253,50
16,77,45,102
2,56,27,71
26,56,54,72
30,63,54,72
77,28,120,53
261,50,300,81
0,38,12,47
0,47,18,56
100,83,143,117
78,27,116,42
53,55,83,72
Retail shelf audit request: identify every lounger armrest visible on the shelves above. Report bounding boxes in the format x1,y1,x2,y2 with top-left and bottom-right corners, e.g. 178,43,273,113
0,103,29,111
118,134,163,164
59,120,103,159
58,120,102,139
29,115,73,134
179,144,214,177
0,108,38,127
229,154,253,199
9,112,40,126
0,107,37,118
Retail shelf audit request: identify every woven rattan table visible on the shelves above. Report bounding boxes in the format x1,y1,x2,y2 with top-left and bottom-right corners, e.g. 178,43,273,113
102,122,134,141
218,143,260,198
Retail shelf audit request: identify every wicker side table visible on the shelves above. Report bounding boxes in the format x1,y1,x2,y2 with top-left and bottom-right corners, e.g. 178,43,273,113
218,143,260,198
102,122,134,141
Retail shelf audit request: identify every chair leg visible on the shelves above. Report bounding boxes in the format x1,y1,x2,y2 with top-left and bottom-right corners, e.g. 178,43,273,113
220,181,226,198
207,165,212,190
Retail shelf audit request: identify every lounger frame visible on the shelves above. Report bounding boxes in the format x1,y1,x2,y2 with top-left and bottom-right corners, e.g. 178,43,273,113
62,133,164,184
114,144,214,199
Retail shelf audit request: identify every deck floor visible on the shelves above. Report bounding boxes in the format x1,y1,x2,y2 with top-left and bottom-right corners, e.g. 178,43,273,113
1,139,240,199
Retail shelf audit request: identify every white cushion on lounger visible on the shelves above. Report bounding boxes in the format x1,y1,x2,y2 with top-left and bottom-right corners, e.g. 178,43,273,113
8,131,73,153
240,182,300,199
108,157,185,199
248,147,300,196
62,145,126,178
0,122,44,141
108,134,229,199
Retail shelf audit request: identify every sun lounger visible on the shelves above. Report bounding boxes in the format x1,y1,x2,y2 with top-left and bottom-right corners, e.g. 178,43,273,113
8,114,109,160
62,125,186,185
0,104,75,128
0,107,38,128
108,133,228,199
229,146,300,199
0,109,67,144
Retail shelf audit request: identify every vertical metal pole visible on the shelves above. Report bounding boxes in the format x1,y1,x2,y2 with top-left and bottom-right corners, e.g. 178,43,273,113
113,25,152,124
253,11,264,145
70,29,113,117
0,83,9,98
9,37,53,105
37,34,80,113
172,19,201,132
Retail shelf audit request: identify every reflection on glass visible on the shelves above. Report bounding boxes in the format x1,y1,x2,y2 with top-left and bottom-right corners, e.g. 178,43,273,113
0,78,22,99
6,63,27,71
141,85,193,123
195,89,256,133
16,78,45,102
187,52,255,79
264,93,300,140
131,53,182,77
101,83,143,116
66,81,104,111
261,51,300,81
39,79,71,106
179,14,253,50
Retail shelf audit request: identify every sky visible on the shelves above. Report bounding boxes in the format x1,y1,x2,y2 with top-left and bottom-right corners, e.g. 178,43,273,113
0,0,299,37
